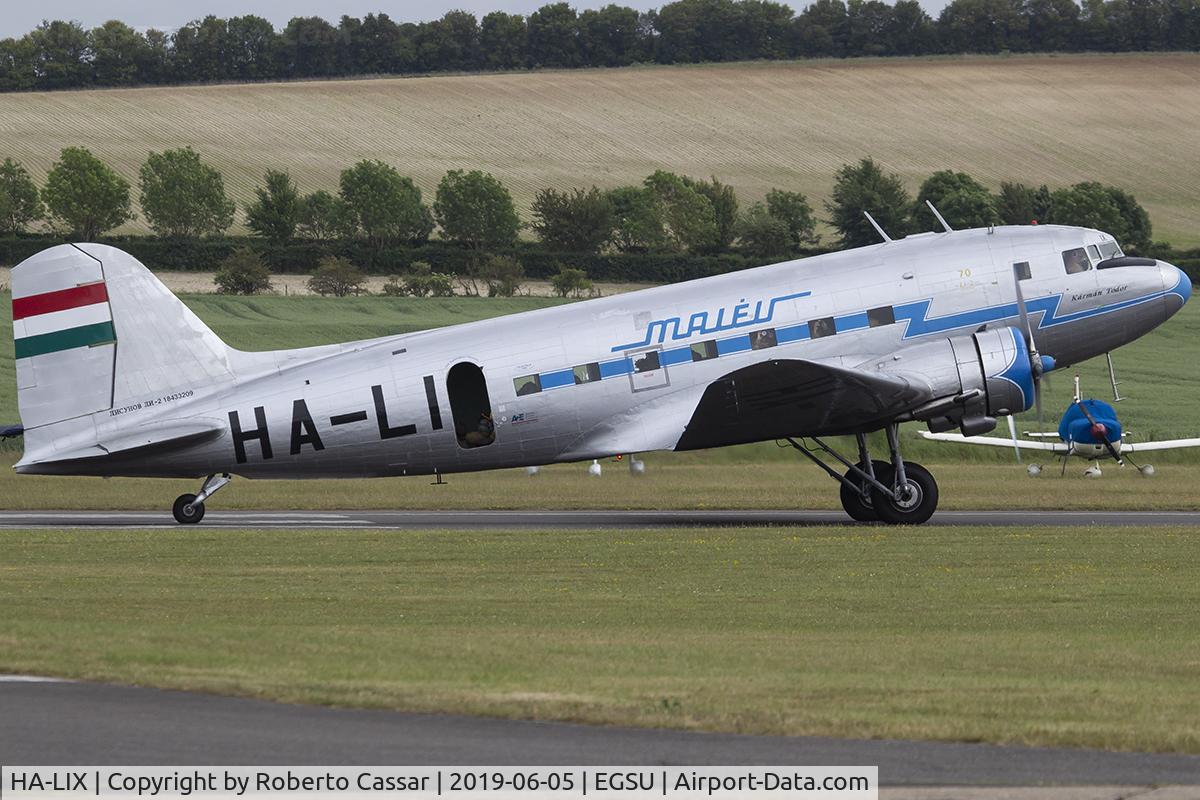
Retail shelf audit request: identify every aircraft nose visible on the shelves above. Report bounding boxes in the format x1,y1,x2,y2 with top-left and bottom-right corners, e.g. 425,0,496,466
1161,260,1192,311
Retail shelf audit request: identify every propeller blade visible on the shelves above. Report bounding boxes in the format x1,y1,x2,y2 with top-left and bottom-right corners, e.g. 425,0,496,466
1007,415,1022,463
1012,263,1038,354
1035,380,1044,435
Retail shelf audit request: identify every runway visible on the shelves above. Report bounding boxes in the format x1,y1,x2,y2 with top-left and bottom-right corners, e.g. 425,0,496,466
0,509,1198,529
2,678,1199,785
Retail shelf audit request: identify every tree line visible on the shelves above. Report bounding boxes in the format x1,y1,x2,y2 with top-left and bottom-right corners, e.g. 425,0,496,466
0,147,1161,273
3,0,1200,92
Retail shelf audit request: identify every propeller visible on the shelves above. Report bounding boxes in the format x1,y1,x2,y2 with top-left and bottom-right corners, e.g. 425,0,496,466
1072,399,1124,465
1011,264,1056,432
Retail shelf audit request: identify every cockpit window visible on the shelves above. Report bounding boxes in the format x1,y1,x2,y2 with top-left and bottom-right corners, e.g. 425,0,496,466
1087,245,1101,261
1062,248,1091,274
1098,241,1124,260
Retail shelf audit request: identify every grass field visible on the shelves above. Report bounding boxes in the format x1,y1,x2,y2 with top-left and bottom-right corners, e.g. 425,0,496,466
1,54,1199,246
1,525,1197,752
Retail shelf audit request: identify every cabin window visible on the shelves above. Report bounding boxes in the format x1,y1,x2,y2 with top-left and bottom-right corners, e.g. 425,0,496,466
451,362,495,448
867,306,895,327
1014,261,1032,281
573,363,601,384
750,329,777,350
809,317,836,339
691,341,718,361
633,351,661,373
513,374,541,396
1062,248,1091,274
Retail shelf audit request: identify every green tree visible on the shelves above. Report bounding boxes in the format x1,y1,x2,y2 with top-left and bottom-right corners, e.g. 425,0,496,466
139,147,235,237
42,147,133,239
825,157,911,248
1048,182,1152,252
474,254,525,297
608,185,668,252
214,248,273,295
766,189,819,250
0,158,44,235
683,175,739,250
530,186,614,252
737,202,792,259
912,170,999,231
434,169,521,249
339,160,434,246
28,20,91,89
480,11,528,69
995,181,1052,225
246,169,300,244
308,256,367,296
90,21,147,86
550,265,593,298
296,190,354,240
0,37,38,91
528,3,581,67
645,170,718,252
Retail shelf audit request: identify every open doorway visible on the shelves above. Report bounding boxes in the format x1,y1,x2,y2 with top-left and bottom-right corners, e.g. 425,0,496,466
447,361,495,449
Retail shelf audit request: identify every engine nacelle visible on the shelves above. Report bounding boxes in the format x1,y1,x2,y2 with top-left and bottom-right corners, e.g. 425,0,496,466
880,326,1033,436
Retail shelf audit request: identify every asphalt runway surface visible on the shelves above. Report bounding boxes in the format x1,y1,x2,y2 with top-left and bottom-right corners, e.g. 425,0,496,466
2,678,1199,785
1,509,1199,529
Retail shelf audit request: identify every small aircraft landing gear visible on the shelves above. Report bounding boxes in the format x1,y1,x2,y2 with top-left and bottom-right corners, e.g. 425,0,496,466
787,426,940,524
173,473,231,524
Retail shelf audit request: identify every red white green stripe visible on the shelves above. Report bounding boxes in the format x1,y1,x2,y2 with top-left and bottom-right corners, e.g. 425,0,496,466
12,282,115,359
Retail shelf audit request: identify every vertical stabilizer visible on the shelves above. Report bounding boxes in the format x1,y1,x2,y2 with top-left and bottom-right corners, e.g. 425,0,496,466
11,244,235,432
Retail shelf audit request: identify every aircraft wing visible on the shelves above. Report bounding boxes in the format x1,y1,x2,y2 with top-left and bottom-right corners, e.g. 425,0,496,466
1121,437,1200,453
674,358,935,451
918,430,1069,453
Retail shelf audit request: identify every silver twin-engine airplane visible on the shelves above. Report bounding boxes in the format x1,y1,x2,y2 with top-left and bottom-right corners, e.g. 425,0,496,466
8,222,1191,524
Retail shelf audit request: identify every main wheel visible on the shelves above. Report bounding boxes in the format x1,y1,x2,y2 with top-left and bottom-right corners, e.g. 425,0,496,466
869,461,939,525
173,493,205,524
839,459,890,522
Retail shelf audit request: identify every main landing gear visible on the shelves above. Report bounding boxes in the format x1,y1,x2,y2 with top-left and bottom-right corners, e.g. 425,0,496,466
173,473,231,524
788,424,940,525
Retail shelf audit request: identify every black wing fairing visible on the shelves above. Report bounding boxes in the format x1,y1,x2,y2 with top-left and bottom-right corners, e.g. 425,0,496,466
675,359,933,451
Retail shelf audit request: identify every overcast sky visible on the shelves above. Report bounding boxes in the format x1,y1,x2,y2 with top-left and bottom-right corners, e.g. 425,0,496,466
1,0,949,39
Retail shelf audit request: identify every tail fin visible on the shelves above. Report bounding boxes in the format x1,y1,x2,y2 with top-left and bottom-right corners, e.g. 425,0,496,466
12,244,234,430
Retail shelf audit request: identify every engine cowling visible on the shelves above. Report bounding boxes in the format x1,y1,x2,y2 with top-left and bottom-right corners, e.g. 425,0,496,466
877,326,1034,436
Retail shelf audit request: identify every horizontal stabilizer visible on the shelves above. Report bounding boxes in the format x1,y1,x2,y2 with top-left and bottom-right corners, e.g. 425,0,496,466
16,418,225,473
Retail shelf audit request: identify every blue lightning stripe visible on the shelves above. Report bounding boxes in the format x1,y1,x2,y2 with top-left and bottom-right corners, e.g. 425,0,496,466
526,280,1184,396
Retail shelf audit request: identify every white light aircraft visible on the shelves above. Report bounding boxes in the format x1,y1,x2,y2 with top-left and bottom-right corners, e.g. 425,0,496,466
8,218,1190,524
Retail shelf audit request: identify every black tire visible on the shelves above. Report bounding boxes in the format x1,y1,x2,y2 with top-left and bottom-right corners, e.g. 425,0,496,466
869,461,939,525
839,459,890,522
173,493,205,524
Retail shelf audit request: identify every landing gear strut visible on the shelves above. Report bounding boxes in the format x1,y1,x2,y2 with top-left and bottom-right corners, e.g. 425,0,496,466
788,425,939,525
173,473,231,524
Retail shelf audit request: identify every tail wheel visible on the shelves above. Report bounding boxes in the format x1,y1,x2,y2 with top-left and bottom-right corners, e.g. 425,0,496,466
839,460,890,522
869,462,939,525
173,493,205,525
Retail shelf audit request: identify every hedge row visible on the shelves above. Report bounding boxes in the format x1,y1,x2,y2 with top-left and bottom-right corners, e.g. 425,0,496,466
0,235,827,283
2,235,1197,285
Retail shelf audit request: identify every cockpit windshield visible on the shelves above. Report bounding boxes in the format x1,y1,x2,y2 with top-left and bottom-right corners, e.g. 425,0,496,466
1098,240,1124,260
